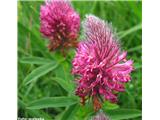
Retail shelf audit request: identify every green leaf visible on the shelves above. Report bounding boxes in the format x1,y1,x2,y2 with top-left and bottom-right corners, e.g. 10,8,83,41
18,99,53,119
20,56,53,65
18,22,44,49
51,77,74,92
118,23,142,39
128,45,142,53
53,53,74,91
61,104,80,120
105,108,142,120
75,102,94,120
27,96,78,109
102,101,119,110
135,64,142,69
54,111,65,120
23,62,58,85
30,5,39,16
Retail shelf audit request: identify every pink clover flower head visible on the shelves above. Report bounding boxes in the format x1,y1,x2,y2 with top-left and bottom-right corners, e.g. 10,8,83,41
40,0,80,51
72,15,133,111
92,111,109,120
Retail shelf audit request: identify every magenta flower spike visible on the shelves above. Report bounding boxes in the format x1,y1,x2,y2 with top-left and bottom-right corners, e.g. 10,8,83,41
40,0,80,52
72,15,133,111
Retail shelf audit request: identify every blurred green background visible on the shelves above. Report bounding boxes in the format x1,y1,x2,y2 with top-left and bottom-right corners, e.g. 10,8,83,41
18,1,142,120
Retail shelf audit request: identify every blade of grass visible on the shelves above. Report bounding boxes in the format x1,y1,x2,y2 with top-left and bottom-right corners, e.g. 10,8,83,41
30,5,39,16
20,56,53,65
128,45,142,53
18,99,53,119
51,77,74,93
105,108,142,120
18,47,30,56
61,104,80,120
18,22,52,58
23,62,58,85
118,23,142,39
134,63,142,69
27,96,78,109
18,22,43,48
102,101,119,110
90,1,98,13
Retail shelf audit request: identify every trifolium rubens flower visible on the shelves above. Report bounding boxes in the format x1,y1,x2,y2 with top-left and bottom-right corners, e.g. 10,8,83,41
72,15,133,111
40,0,80,52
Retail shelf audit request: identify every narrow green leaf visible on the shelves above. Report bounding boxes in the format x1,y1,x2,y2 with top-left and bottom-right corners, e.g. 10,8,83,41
90,1,97,13
54,111,65,120
23,62,58,85
20,57,53,65
18,21,50,58
30,5,39,16
18,98,26,109
51,77,74,92
18,99,53,119
134,63,142,69
61,104,80,120
75,102,94,120
118,23,142,39
27,96,78,109
128,45,142,53
105,109,142,120
102,101,119,110
18,47,30,56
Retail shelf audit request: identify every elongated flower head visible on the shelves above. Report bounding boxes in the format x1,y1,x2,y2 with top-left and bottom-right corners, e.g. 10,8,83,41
40,0,80,52
72,15,133,111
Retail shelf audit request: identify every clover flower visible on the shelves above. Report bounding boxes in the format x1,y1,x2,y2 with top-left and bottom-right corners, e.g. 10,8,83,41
72,15,133,111
40,0,80,51
92,111,109,120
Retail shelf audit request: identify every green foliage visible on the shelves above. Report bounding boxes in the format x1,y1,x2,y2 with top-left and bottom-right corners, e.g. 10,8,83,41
105,109,142,120
18,99,53,119
51,77,74,93
23,62,59,85
27,96,78,109
18,1,142,120
20,57,53,65
118,23,142,39
102,101,120,110
61,104,80,120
